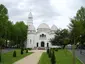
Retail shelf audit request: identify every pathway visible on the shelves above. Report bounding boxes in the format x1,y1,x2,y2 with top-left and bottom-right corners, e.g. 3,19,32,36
14,50,45,64
75,49,85,64
2,48,15,53
68,49,85,64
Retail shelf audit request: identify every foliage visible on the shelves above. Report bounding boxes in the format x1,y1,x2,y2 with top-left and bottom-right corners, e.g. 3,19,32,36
21,48,24,54
13,51,16,57
51,50,56,64
26,49,28,53
47,48,49,54
50,29,69,49
0,38,5,47
0,4,28,48
69,6,85,45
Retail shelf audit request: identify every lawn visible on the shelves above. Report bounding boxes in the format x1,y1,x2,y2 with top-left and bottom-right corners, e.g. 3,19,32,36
0,49,32,64
38,52,51,64
38,49,83,64
55,49,82,64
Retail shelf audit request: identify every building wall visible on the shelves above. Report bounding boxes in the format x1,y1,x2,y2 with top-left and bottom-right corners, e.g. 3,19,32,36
27,33,35,48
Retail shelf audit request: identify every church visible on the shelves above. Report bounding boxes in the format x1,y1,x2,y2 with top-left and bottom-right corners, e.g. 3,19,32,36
26,12,57,49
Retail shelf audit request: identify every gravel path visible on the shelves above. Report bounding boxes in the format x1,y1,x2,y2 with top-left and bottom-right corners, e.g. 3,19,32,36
14,50,45,64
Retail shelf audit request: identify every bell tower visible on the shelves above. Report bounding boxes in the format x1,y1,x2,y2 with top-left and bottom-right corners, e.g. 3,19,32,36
28,12,33,26
27,12,35,48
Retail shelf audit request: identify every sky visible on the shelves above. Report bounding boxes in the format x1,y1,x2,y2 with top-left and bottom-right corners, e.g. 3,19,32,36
0,0,85,29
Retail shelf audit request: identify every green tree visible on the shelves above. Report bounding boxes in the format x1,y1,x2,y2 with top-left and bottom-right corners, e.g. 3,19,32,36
69,6,85,64
50,29,69,49
11,21,27,48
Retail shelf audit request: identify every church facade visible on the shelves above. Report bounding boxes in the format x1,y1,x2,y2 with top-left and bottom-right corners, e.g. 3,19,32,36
26,12,57,49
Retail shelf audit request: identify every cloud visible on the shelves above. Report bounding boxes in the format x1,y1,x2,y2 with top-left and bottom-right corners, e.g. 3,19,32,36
0,0,85,28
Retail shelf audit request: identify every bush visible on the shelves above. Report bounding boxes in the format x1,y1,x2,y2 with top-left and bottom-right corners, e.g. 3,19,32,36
51,50,56,64
55,48,58,51
26,48,32,50
13,51,16,57
47,48,49,54
49,49,52,58
26,49,28,53
21,48,24,54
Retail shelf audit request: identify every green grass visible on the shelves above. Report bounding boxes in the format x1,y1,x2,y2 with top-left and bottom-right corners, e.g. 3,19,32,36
55,49,82,64
38,49,83,64
38,52,51,64
0,49,32,64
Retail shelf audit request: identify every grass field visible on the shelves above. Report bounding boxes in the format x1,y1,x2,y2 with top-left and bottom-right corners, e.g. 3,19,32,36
0,49,32,64
38,49,83,64
55,49,82,64
38,52,51,64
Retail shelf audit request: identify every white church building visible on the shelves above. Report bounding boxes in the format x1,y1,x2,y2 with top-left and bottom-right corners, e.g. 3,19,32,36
26,12,58,49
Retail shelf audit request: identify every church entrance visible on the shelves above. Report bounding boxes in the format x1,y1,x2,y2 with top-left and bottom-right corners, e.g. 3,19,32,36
41,41,45,47
36,43,38,47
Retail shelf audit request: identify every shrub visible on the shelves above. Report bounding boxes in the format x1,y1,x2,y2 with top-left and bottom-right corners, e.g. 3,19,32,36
51,50,56,64
13,51,16,57
27,48,32,50
55,48,58,51
26,49,28,53
47,48,49,54
21,48,24,54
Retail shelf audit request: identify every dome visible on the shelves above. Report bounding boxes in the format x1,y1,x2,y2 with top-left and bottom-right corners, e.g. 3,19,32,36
51,25,57,30
38,23,50,29
29,25,35,30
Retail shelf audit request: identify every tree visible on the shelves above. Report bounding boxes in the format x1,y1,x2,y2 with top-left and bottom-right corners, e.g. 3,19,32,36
11,21,27,48
0,4,9,47
69,6,85,64
51,50,56,64
0,4,28,48
13,51,16,57
50,29,69,49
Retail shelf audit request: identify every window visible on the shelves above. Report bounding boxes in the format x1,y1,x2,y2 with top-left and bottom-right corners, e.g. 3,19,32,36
30,39,31,44
40,34,46,38
39,34,46,40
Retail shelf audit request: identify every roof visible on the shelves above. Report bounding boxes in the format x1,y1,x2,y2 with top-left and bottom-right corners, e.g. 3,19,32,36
29,24,35,30
37,23,50,29
51,25,57,30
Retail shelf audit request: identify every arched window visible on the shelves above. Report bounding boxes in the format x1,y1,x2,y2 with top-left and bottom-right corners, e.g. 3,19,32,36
30,39,31,44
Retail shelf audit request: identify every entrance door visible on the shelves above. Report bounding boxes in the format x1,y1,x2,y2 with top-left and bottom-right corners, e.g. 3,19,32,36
41,41,44,47
37,43,38,47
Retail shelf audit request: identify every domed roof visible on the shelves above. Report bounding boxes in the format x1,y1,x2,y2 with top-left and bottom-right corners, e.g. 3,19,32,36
29,25,35,30
51,25,57,30
38,23,50,29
